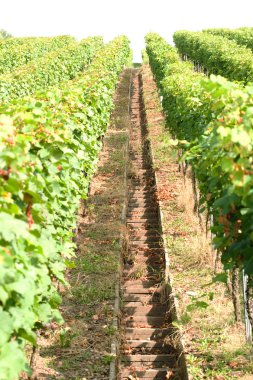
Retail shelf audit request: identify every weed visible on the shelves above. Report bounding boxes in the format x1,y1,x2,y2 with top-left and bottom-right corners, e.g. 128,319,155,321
178,313,191,325
104,325,116,336
78,251,116,275
71,281,114,305
87,203,95,213
59,327,77,348
101,354,115,364
129,267,145,279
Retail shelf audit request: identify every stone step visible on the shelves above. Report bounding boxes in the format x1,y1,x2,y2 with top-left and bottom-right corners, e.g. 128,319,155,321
129,187,154,191
128,199,155,203
119,367,176,379
123,315,167,328
128,247,164,255
128,205,157,211
125,328,173,340
122,339,175,353
121,354,177,366
122,293,161,303
128,193,155,197
123,279,160,286
131,257,164,266
122,285,159,295
127,210,157,216
127,217,159,223
127,222,160,229
129,231,161,238
123,264,162,275
128,203,156,209
119,73,181,379
129,237,162,244
130,243,163,250
129,190,155,194
123,303,167,316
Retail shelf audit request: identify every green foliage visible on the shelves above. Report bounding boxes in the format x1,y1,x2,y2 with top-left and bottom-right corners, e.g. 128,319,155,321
101,354,115,364
59,327,77,348
145,33,179,85
145,32,253,281
0,35,130,379
0,36,104,102
0,35,74,75
204,27,253,53
173,30,253,83
189,77,253,274
141,49,149,64
145,33,211,141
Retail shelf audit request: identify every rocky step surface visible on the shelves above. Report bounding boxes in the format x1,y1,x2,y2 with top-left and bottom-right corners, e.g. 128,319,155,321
118,70,182,379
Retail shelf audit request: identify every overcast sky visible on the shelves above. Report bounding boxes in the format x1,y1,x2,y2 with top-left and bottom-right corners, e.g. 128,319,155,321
1,0,252,62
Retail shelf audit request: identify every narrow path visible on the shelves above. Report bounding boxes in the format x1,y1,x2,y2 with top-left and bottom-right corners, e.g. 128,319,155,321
118,70,181,379
30,68,132,380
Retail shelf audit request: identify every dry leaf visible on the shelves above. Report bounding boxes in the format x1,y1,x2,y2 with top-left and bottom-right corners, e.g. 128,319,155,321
166,370,174,379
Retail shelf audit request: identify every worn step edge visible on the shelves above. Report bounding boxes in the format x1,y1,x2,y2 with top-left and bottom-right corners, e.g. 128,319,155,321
119,368,178,379
121,353,177,365
122,305,167,316
123,339,175,349
122,294,162,303
123,316,168,328
125,327,173,340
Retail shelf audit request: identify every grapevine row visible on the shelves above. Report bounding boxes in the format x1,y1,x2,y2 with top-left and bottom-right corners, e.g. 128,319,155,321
204,27,253,52
173,30,253,83
145,33,208,141
0,36,103,103
145,32,253,282
0,35,75,75
0,35,130,379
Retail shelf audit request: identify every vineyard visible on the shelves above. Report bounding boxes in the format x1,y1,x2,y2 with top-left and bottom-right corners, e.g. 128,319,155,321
1,28,253,380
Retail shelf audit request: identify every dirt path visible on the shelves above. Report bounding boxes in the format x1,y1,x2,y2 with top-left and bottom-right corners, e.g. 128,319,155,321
30,68,132,380
29,67,187,380
118,70,184,379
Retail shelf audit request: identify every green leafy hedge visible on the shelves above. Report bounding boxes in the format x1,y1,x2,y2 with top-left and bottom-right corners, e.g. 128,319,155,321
204,27,253,53
0,35,75,75
145,32,253,282
145,33,179,85
0,36,103,102
145,33,211,141
0,35,130,379
187,78,253,275
173,30,253,83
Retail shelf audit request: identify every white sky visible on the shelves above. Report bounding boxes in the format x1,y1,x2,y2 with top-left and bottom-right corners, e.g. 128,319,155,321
1,0,253,62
